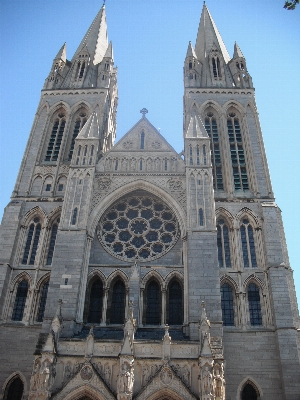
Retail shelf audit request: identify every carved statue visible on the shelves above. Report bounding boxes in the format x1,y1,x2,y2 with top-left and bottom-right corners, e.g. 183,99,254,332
142,365,151,385
64,363,72,382
104,365,111,384
202,365,213,395
182,365,190,387
30,359,41,391
117,359,134,399
214,363,225,399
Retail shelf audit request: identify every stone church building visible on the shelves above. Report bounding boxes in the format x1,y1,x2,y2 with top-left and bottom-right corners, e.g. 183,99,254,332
0,4,299,400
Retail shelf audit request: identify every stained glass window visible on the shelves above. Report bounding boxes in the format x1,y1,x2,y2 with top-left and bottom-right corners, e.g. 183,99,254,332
87,279,103,323
221,283,234,326
37,281,49,322
12,280,28,321
168,280,183,325
241,219,257,268
217,219,231,268
227,113,249,190
205,112,223,189
248,283,262,326
146,280,160,325
110,280,125,324
4,377,23,400
45,113,66,162
242,383,258,400
22,218,41,265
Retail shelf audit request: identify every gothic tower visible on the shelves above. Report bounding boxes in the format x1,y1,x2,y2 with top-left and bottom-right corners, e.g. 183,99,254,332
0,3,299,400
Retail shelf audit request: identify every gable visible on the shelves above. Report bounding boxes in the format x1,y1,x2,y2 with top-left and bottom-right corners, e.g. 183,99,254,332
109,117,180,155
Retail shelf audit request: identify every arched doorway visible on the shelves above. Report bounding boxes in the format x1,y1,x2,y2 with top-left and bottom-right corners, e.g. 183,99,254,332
3,376,24,400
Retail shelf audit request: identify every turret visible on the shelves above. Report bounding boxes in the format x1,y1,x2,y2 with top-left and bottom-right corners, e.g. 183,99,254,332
228,43,253,88
184,41,202,88
44,43,70,89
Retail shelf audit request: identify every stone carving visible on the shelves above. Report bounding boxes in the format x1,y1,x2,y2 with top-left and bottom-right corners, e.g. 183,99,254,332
104,364,112,386
142,365,151,386
123,140,133,149
117,357,134,400
160,368,173,385
200,361,214,400
96,177,111,191
182,365,191,387
30,358,41,391
168,179,183,191
64,362,72,383
152,141,162,149
80,365,93,382
213,362,225,400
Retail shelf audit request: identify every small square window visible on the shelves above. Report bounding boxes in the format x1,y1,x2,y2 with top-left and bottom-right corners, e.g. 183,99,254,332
45,184,51,192
58,184,64,191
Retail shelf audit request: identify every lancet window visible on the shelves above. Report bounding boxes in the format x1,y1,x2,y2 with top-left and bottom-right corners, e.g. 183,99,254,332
227,112,249,190
167,279,183,325
145,280,161,325
36,280,49,322
140,131,145,149
220,283,234,326
45,113,66,162
4,376,24,400
240,219,257,268
12,280,29,321
205,112,223,189
217,219,231,268
87,279,103,324
22,217,41,265
68,112,87,160
212,57,222,79
46,218,59,265
109,279,125,324
248,283,262,326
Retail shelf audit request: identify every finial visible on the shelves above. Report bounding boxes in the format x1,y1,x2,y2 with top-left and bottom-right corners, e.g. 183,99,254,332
140,108,148,118
103,0,106,6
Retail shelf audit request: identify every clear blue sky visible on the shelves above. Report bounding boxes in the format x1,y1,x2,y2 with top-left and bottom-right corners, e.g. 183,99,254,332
0,0,299,305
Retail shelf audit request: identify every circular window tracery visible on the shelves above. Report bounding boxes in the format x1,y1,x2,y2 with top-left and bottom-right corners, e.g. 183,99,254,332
97,194,180,262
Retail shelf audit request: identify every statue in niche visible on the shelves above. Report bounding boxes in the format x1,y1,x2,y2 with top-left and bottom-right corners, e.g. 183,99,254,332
214,363,225,399
122,158,128,171
117,360,134,398
147,158,152,171
202,365,213,395
64,363,72,382
104,364,111,384
130,158,136,171
30,359,41,391
155,158,160,171
182,365,190,387
142,365,151,385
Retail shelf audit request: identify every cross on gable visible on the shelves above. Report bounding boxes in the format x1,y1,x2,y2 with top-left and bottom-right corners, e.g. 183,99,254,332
140,108,148,118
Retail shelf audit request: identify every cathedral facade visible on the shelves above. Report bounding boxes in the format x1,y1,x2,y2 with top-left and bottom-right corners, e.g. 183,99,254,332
0,4,299,400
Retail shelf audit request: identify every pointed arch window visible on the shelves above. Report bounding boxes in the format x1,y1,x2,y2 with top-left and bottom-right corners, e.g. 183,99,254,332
196,145,200,165
71,208,78,225
109,279,125,324
248,283,262,326
227,113,249,190
146,280,161,325
22,217,41,265
217,219,231,268
205,112,223,189
241,382,258,400
68,112,87,160
199,208,204,226
87,279,103,323
168,280,183,325
12,280,28,321
212,57,221,79
240,219,257,268
140,131,145,149
36,280,49,322
221,283,234,326
46,218,59,265
4,376,24,400
45,113,66,162
189,145,193,165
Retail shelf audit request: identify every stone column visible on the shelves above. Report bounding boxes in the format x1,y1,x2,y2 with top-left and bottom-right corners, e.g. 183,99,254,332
101,287,109,326
139,288,144,327
161,288,166,326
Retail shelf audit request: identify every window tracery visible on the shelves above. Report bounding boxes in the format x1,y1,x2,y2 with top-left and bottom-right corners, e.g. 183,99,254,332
45,112,66,162
22,217,41,265
227,112,249,190
46,218,60,265
12,279,28,321
68,112,87,160
97,194,180,262
204,112,223,189
240,219,257,268
217,219,231,268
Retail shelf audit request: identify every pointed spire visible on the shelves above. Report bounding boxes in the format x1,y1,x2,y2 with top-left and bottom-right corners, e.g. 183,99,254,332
77,112,100,139
55,43,66,62
233,42,244,59
195,4,230,63
104,41,114,60
72,5,108,65
186,41,197,58
186,108,208,138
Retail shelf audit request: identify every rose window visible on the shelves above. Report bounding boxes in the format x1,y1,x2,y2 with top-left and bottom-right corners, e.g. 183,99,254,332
97,194,180,262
